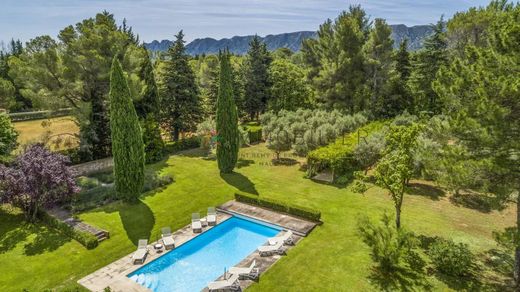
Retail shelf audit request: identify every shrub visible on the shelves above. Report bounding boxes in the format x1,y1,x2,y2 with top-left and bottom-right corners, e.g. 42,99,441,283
234,191,321,221
165,136,200,153
77,176,100,190
247,127,262,144
350,180,368,193
142,173,174,193
428,239,474,276
307,121,387,179
357,212,421,273
38,210,99,249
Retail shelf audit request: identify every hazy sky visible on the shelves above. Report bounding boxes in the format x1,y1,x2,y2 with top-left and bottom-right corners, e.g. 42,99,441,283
1,0,490,44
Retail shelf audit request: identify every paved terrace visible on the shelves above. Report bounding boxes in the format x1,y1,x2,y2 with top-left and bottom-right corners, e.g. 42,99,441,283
78,201,319,292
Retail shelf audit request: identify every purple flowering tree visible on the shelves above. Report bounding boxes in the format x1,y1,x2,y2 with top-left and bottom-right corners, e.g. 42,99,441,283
0,144,79,222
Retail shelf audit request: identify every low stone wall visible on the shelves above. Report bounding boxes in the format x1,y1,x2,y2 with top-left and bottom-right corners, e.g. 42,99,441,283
72,157,113,176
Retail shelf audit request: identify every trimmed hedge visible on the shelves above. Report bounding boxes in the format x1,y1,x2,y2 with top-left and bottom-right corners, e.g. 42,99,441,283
243,123,263,144
165,136,200,153
38,210,99,249
235,192,321,222
9,108,73,122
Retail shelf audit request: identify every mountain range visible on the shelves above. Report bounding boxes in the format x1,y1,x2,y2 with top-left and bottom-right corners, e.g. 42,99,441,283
144,24,433,55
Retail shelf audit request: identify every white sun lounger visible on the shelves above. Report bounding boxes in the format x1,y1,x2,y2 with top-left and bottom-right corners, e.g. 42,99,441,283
161,227,175,250
258,240,285,257
229,260,259,280
192,213,202,233
268,230,295,246
132,239,149,264
208,273,240,291
207,207,217,226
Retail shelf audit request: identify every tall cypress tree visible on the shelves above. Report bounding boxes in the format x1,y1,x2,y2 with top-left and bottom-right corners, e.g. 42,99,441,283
159,30,202,141
109,58,145,202
243,36,272,120
216,50,239,173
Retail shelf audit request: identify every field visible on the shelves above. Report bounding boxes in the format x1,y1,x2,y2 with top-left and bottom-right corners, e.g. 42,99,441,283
0,144,515,291
13,117,79,151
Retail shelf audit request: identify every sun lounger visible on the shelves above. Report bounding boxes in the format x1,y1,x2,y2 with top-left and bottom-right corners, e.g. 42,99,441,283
207,207,217,226
161,227,175,250
208,273,240,291
229,260,259,280
258,240,285,257
268,230,295,246
192,213,202,233
132,239,149,264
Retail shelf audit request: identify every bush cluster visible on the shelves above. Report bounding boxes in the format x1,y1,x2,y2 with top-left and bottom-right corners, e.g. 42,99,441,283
235,191,321,221
307,121,386,178
38,210,99,249
243,122,263,144
165,137,200,153
428,238,474,276
261,109,367,157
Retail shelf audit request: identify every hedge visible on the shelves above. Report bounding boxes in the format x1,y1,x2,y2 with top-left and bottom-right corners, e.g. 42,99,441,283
38,210,99,249
243,123,263,144
235,192,321,222
9,108,73,122
306,121,387,179
165,136,200,153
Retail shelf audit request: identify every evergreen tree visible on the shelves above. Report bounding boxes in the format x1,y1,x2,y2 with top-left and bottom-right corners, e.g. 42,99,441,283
135,48,164,163
109,58,145,202
216,50,239,173
159,30,202,140
242,35,272,120
408,18,448,115
302,5,370,111
0,39,31,111
363,18,394,115
268,58,312,111
8,12,143,161
395,39,411,80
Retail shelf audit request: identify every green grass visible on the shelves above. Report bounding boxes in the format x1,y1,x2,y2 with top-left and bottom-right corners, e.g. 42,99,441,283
0,144,514,291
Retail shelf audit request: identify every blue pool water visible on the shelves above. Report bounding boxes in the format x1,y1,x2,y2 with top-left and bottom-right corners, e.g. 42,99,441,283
128,216,280,292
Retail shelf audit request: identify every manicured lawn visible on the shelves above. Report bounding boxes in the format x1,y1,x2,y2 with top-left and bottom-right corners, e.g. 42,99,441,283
0,144,514,291
13,116,79,151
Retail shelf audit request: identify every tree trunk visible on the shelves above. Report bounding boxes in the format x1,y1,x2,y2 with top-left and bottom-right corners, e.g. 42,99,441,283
395,207,401,229
514,194,520,291
172,127,180,141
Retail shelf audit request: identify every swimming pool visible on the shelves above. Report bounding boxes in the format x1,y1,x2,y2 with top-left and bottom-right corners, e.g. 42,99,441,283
128,216,281,292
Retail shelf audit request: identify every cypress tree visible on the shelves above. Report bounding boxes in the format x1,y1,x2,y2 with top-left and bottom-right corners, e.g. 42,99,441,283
243,36,272,120
109,58,145,202
216,50,239,173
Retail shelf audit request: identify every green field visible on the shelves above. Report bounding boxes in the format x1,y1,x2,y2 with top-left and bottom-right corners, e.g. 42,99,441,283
0,144,514,291
13,117,79,151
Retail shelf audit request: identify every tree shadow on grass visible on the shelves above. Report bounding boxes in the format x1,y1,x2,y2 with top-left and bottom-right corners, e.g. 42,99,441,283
406,183,446,201
24,225,71,256
118,200,155,246
271,158,298,166
220,172,258,195
368,265,432,292
449,192,507,213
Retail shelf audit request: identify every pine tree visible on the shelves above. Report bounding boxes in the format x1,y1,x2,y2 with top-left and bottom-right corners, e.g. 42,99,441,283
395,39,411,80
136,49,164,163
408,18,448,115
216,50,239,173
302,5,370,111
109,58,145,202
363,18,394,115
159,30,202,140
242,35,272,120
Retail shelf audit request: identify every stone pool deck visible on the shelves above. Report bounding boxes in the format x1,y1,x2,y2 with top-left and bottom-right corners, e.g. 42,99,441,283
78,201,318,292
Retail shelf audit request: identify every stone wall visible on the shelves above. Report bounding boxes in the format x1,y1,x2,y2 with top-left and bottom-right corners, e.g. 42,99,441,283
72,157,113,177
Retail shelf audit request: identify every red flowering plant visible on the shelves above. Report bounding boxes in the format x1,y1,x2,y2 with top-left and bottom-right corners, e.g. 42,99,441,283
0,144,80,222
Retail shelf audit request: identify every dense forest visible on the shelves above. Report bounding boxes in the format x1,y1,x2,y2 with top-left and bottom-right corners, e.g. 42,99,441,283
0,0,519,289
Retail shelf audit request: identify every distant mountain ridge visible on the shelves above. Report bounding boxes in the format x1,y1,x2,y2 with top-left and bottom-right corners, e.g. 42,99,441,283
145,25,433,55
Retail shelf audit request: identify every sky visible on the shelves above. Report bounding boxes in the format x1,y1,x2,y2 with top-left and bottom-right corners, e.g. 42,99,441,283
0,0,491,44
